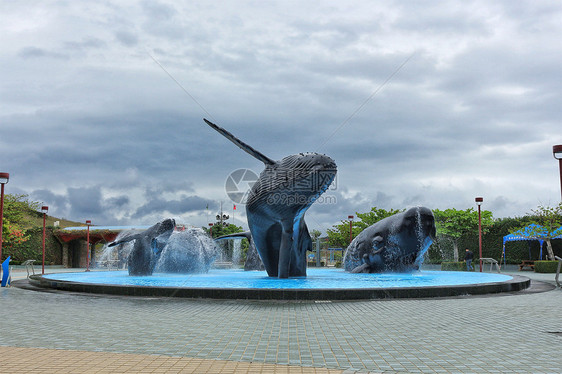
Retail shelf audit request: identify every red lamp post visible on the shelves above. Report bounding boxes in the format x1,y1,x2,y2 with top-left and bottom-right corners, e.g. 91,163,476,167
475,197,483,272
86,220,91,272
348,216,354,244
41,206,48,274
553,145,562,201
0,172,9,263
208,223,214,237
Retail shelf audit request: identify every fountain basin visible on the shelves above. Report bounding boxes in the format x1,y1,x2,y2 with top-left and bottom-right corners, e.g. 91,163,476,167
29,269,529,300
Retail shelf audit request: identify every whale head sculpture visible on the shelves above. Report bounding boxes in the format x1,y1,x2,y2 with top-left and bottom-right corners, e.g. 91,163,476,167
204,119,336,278
108,218,176,276
343,207,436,273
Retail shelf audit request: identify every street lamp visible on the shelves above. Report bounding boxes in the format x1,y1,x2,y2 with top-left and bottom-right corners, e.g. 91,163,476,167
553,145,562,201
41,206,48,274
0,172,9,262
216,213,230,226
86,220,91,272
348,215,354,244
475,197,483,272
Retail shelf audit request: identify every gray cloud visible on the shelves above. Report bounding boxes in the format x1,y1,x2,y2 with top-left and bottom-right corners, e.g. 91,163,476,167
2,0,561,234
115,30,139,46
18,47,68,60
133,195,215,219
64,37,107,51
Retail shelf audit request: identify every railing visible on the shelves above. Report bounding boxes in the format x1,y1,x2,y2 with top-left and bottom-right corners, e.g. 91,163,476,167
95,260,122,270
22,259,36,278
554,256,562,288
480,258,501,273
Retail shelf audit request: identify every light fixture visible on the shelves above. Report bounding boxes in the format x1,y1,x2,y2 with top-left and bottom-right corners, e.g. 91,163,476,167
553,145,562,201
348,215,354,244
85,220,92,272
41,206,49,274
475,197,483,272
0,172,10,263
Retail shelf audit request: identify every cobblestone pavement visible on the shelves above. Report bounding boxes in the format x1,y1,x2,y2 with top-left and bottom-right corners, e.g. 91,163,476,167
0,269,561,373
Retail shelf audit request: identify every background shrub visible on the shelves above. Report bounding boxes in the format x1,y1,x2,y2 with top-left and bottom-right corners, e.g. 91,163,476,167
441,262,475,271
534,260,560,273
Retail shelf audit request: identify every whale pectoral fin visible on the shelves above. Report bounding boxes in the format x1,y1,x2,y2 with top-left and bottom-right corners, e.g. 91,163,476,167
284,218,310,277
254,221,281,277
351,263,371,273
215,231,252,241
108,233,140,247
244,235,265,271
372,246,385,255
277,218,294,279
203,119,276,166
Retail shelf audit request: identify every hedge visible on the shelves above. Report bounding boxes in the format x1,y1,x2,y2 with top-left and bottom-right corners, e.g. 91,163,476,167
426,216,562,265
534,260,560,273
2,227,62,264
441,262,475,271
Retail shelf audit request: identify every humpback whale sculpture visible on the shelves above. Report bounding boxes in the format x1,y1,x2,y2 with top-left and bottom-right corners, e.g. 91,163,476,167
215,231,265,271
343,207,436,273
108,218,176,276
204,119,337,278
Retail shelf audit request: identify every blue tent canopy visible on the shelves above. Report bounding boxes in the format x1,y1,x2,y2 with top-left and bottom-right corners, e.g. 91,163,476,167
502,224,562,264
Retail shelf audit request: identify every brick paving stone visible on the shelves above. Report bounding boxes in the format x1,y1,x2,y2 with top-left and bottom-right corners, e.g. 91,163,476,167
0,346,344,373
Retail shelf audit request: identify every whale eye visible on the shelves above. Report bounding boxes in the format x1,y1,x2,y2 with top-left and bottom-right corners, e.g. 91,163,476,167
371,235,383,249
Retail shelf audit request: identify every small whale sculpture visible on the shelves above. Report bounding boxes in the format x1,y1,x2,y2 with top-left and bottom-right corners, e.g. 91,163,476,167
343,207,436,273
108,218,176,276
204,119,337,278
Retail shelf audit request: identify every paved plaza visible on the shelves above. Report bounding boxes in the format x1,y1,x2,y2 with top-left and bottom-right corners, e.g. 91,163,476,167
0,267,561,373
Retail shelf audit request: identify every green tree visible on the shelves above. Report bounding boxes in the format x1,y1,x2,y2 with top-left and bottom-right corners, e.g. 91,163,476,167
310,229,322,242
3,194,42,227
327,207,403,248
202,223,244,239
1,219,29,258
1,194,42,260
433,208,494,261
511,203,562,260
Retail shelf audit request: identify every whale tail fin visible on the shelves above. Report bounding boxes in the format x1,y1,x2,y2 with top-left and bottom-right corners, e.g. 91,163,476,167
204,119,275,165
108,233,140,247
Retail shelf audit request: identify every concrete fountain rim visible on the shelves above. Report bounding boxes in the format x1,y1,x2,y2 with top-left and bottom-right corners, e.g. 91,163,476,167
26,270,531,300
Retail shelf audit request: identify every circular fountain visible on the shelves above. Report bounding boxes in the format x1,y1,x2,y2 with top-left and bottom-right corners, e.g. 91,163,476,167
26,215,529,300
28,268,528,300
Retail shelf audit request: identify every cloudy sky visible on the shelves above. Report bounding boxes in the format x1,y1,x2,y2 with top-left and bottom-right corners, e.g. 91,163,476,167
1,1,561,234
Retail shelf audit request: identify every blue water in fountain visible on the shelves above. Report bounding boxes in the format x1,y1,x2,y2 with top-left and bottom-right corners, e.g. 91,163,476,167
44,268,512,289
